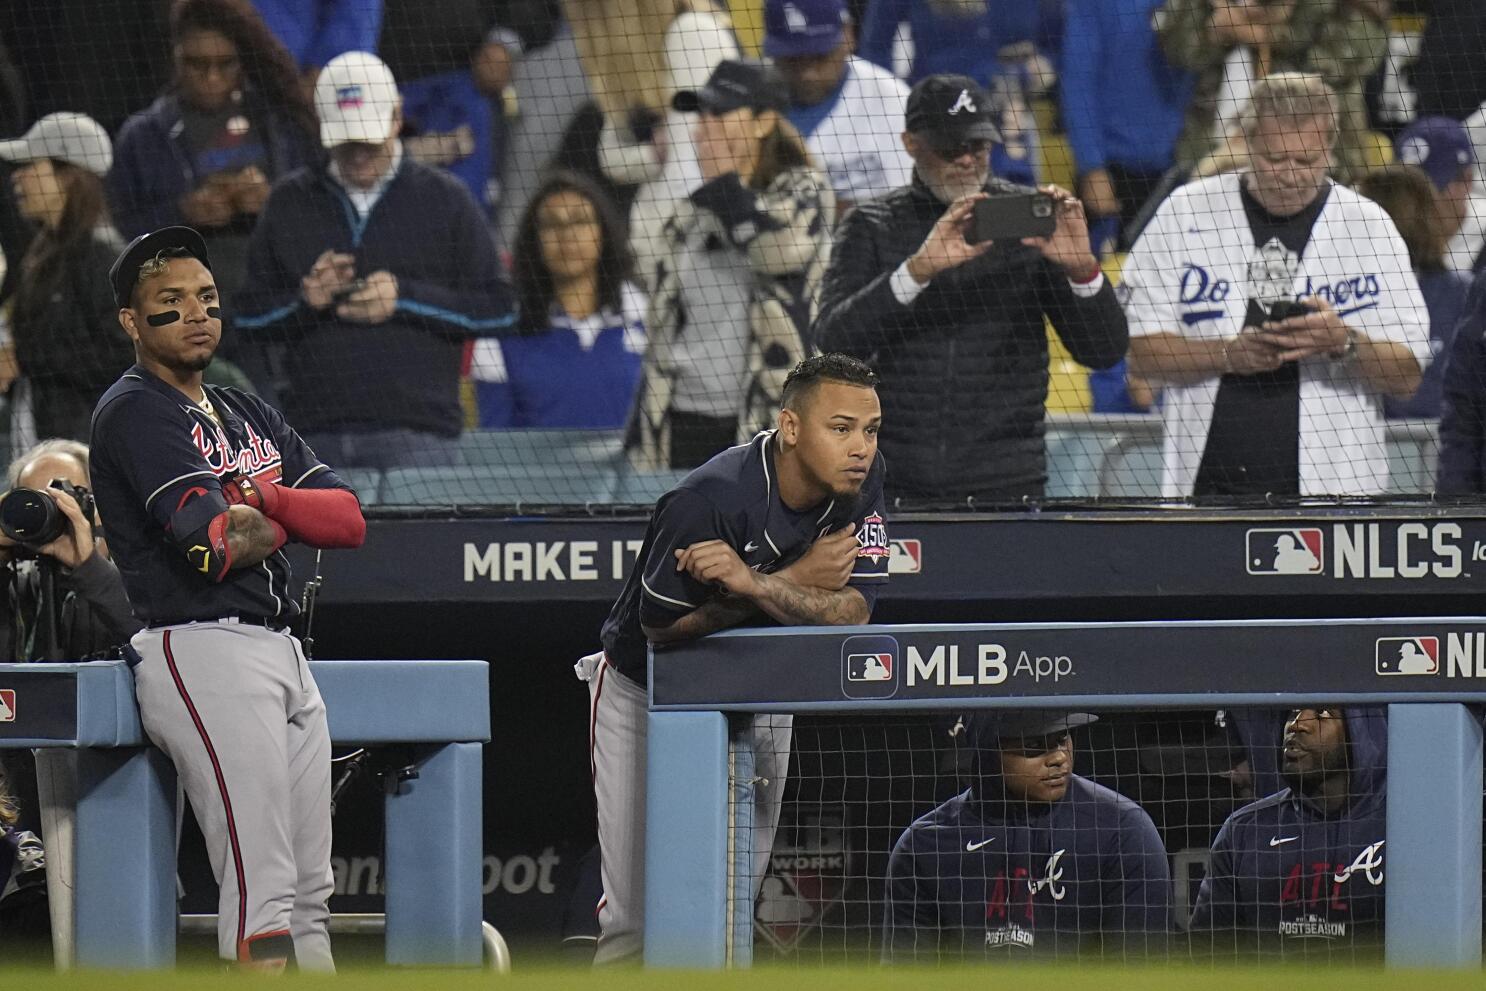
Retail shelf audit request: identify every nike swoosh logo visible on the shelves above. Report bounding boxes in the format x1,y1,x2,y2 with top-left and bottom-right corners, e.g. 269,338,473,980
744,541,759,553
1270,836,1298,846
966,838,996,852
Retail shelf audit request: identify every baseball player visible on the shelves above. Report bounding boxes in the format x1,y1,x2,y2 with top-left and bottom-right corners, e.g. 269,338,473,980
583,352,889,964
883,711,1171,960
89,226,366,971
1191,707,1387,955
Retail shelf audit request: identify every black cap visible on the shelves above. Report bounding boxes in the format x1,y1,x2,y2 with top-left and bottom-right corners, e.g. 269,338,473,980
673,59,789,116
905,74,1000,142
967,710,1098,749
110,226,212,309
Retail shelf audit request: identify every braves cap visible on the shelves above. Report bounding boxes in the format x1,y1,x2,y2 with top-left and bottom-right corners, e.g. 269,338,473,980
1395,116,1475,191
905,74,1000,142
315,51,400,149
0,112,113,176
764,0,849,59
110,226,213,309
967,710,1098,749
673,59,789,115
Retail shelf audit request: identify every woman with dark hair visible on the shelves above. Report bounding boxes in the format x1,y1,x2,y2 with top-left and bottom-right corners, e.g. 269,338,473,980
0,114,134,444
470,172,646,428
108,0,316,305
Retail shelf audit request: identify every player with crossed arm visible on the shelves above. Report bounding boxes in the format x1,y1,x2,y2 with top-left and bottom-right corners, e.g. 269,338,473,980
89,226,366,971
583,353,889,964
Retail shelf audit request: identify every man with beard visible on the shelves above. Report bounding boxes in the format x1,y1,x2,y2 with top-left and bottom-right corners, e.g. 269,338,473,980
813,74,1128,503
89,226,366,971
1191,707,1387,955
883,711,1170,960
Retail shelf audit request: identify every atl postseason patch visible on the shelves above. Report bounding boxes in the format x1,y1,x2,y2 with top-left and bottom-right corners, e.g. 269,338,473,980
856,513,889,564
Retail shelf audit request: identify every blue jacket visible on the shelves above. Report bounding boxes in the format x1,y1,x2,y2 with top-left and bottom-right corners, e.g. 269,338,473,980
1386,268,1473,420
883,776,1170,959
107,92,315,239
235,157,516,436
1438,276,1486,493
1058,0,1193,176
859,0,1043,86
400,70,503,215
1192,708,1388,950
250,0,383,71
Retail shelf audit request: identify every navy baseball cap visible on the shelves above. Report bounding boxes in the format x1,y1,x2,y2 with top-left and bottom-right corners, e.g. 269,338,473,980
967,710,1098,749
1395,116,1475,191
905,74,1000,142
110,226,213,309
673,59,789,115
764,0,849,59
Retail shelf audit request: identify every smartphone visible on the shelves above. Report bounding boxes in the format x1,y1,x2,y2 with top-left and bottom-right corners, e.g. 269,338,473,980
1263,299,1311,323
331,279,366,305
967,192,1058,244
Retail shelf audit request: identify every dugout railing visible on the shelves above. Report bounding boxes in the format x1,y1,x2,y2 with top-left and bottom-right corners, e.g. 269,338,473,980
643,620,1486,969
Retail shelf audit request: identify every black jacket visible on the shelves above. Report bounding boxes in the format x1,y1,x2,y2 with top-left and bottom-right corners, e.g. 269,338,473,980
4,552,142,662
813,176,1128,502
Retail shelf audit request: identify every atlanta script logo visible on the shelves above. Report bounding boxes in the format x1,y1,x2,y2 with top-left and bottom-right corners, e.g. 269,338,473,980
191,420,282,479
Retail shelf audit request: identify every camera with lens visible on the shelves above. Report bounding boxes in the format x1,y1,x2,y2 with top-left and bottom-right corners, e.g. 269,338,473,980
0,479,96,552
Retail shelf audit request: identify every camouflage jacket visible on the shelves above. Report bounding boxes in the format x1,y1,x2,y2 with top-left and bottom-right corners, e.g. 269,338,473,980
1154,0,1389,182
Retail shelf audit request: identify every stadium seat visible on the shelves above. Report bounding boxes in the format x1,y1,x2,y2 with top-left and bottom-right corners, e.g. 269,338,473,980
1044,429,1105,498
612,469,692,506
457,429,624,470
380,465,619,507
1097,430,1165,499
337,468,384,507
1384,419,1440,494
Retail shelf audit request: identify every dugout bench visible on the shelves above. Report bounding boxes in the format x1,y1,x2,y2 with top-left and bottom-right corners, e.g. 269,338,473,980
0,658,489,969
644,620,1486,970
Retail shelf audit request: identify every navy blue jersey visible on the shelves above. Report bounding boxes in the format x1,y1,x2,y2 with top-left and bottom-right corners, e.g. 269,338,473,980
90,365,353,625
600,431,889,686
1191,708,1388,952
883,776,1171,960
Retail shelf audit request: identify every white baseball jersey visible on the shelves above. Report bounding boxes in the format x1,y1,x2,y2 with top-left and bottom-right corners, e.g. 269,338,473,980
795,57,913,206
1120,171,1431,497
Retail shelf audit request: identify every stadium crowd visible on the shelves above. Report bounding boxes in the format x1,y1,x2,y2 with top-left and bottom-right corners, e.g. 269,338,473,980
0,0,1478,498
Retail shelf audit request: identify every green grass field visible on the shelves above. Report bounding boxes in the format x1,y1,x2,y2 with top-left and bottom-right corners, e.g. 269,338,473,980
1,962,1478,990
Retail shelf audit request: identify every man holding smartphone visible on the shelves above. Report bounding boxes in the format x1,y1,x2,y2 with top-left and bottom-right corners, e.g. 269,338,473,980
1123,72,1428,498
814,74,1128,504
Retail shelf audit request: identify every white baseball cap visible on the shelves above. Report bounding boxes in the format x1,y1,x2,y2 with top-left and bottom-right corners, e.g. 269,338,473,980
314,52,400,149
0,112,113,176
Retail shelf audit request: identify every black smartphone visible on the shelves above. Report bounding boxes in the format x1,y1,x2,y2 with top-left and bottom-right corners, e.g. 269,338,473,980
331,278,366,305
967,192,1058,244
1264,299,1312,323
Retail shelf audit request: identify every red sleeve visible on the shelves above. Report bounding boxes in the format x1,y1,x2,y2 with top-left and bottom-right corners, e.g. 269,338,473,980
255,482,366,549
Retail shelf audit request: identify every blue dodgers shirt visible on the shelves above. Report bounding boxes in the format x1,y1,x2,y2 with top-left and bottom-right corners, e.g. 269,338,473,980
883,775,1171,959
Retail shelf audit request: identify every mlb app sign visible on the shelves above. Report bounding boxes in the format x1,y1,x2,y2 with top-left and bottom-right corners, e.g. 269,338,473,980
1247,528,1324,575
842,634,899,700
1375,636,1439,676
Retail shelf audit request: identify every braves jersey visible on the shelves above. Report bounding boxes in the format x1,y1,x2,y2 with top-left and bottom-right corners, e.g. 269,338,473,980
1191,707,1388,952
90,365,352,626
600,431,889,686
1120,171,1430,496
785,57,914,207
883,777,1171,960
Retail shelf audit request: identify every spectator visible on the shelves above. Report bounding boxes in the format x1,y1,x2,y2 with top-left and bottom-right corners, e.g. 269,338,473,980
0,114,134,444
1437,279,1486,494
109,0,318,314
400,26,522,218
857,0,1049,185
1191,707,1387,951
1355,163,1473,420
471,171,644,428
1060,0,1194,254
628,60,834,470
882,711,1170,960
1393,116,1478,276
1123,72,1427,498
814,74,1127,503
1154,0,1390,185
0,760,46,958
763,0,912,213
251,0,383,77
236,52,516,469
1407,0,1486,123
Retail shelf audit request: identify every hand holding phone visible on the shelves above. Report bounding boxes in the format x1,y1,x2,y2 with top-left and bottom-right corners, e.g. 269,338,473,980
966,192,1058,245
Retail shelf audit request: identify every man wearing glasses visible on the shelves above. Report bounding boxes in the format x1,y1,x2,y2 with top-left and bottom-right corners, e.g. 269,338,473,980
814,74,1128,504
1192,706,1388,954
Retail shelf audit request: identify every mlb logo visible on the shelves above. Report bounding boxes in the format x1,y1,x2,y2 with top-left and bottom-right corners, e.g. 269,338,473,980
841,634,898,699
889,539,922,574
0,689,14,722
335,85,364,110
1246,528,1324,575
1375,637,1439,676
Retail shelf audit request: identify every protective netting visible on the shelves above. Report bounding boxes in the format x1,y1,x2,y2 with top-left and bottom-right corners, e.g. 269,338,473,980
0,1,1481,509
735,708,1398,965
